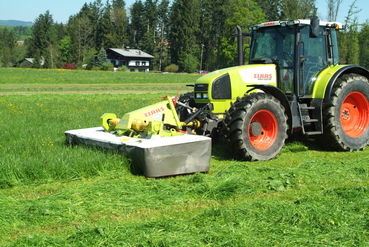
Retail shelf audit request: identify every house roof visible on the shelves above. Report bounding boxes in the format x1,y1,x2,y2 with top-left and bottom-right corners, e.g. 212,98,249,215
24,57,45,65
108,48,154,59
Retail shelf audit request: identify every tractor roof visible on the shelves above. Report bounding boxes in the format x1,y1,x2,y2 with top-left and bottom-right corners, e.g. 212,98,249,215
256,19,343,30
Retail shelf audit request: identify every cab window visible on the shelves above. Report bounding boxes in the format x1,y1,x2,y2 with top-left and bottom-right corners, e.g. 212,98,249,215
299,26,327,95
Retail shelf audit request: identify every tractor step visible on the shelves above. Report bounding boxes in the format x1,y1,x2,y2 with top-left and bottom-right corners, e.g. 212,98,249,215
300,106,315,110
305,131,323,135
298,101,323,135
303,119,319,123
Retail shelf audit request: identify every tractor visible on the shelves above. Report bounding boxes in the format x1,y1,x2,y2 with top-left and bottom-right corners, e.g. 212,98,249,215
175,18,369,161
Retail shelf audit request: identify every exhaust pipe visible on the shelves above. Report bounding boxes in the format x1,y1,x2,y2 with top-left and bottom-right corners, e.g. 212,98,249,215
236,25,244,66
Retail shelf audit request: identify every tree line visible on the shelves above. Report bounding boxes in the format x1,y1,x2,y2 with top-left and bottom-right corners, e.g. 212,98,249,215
0,0,367,71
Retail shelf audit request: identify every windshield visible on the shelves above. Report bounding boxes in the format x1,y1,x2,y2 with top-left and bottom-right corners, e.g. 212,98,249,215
250,26,296,66
250,26,296,94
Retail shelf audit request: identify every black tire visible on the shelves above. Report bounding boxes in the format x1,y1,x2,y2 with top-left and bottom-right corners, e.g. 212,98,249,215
223,93,288,161
323,73,369,151
176,92,196,121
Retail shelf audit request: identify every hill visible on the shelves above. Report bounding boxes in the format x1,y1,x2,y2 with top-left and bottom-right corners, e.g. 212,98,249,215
0,20,33,26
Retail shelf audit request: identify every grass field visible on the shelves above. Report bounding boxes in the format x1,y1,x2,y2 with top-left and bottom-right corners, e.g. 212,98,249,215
0,68,200,95
0,68,368,246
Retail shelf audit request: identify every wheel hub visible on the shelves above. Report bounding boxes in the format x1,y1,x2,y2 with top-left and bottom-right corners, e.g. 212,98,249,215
341,108,350,120
250,121,263,137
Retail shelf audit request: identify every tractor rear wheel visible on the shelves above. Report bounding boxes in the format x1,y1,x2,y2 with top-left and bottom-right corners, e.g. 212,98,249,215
223,93,288,161
323,73,369,150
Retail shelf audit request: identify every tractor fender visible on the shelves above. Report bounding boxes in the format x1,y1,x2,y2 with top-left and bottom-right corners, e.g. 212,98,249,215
324,65,369,101
247,84,293,133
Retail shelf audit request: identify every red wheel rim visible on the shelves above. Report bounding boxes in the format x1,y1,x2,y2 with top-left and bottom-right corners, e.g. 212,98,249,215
248,110,278,151
340,91,369,138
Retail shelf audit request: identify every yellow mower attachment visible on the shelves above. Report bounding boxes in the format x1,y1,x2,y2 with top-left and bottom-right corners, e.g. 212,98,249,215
101,96,184,138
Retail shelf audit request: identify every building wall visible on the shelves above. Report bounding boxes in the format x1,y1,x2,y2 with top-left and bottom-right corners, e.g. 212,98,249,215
128,60,150,67
128,67,150,72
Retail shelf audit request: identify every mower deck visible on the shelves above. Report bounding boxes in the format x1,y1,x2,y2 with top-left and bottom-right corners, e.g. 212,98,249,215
65,127,211,177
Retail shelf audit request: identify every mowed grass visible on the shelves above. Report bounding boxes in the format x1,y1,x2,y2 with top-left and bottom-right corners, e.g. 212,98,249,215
0,69,368,246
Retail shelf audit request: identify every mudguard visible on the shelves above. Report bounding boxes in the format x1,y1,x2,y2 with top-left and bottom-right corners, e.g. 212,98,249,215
324,65,369,101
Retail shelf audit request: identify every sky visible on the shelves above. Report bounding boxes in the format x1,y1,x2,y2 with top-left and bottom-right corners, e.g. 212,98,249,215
0,0,368,24
0,0,135,23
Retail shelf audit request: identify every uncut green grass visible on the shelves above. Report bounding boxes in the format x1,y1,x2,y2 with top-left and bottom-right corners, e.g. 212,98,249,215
0,94,162,186
0,68,201,84
0,69,368,246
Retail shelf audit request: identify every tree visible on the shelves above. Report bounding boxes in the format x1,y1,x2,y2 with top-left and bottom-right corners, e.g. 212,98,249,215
0,28,16,66
129,1,146,47
54,22,66,41
88,0,105,49
169,0,201,71
157,0,170,70
138,0,160,69
254,0,316,20
346,25,359,64
220,0,265,68
68,14,94,65
97,0,129,48
327,0,343,21
280,0,317,19
99,1,115,48
59,36,72,64
12,26,32,40
339,0,361,64
180,54,199,72
359,22,369,68
28,11,57,68
111,0,129,47
96,47,108,67
255,0,282,20
199,0,229,71
84,48,98,68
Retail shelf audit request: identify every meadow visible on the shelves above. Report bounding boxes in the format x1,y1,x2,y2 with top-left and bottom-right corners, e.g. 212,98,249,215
0,68,368,246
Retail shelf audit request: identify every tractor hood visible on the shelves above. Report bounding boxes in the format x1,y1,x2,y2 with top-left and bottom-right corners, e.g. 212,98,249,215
197,64,277,85
194,64,278,113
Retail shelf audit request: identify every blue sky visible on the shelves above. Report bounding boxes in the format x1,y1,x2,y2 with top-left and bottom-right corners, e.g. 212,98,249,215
0,0,368,24
0,0,136,23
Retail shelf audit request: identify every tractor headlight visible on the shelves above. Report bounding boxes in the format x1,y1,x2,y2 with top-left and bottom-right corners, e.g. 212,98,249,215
196,93,202,99
203,93,208,99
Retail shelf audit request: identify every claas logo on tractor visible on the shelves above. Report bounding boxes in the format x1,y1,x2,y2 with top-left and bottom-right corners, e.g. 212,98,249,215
253,73,273,80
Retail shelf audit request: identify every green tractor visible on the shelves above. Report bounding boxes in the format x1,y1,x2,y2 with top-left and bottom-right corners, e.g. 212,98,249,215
176,18,369,161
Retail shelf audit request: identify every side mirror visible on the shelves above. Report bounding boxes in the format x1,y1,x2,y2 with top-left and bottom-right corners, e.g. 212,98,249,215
310,17,320,38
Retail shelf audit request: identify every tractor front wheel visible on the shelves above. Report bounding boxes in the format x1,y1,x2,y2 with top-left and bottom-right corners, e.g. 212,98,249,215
323,73,369,150
223,93,288,161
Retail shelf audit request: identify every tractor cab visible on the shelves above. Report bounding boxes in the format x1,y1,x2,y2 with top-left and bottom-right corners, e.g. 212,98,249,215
250,19,342,97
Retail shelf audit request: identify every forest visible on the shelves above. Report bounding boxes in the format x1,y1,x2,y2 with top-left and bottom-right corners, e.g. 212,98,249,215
0,0,368,72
